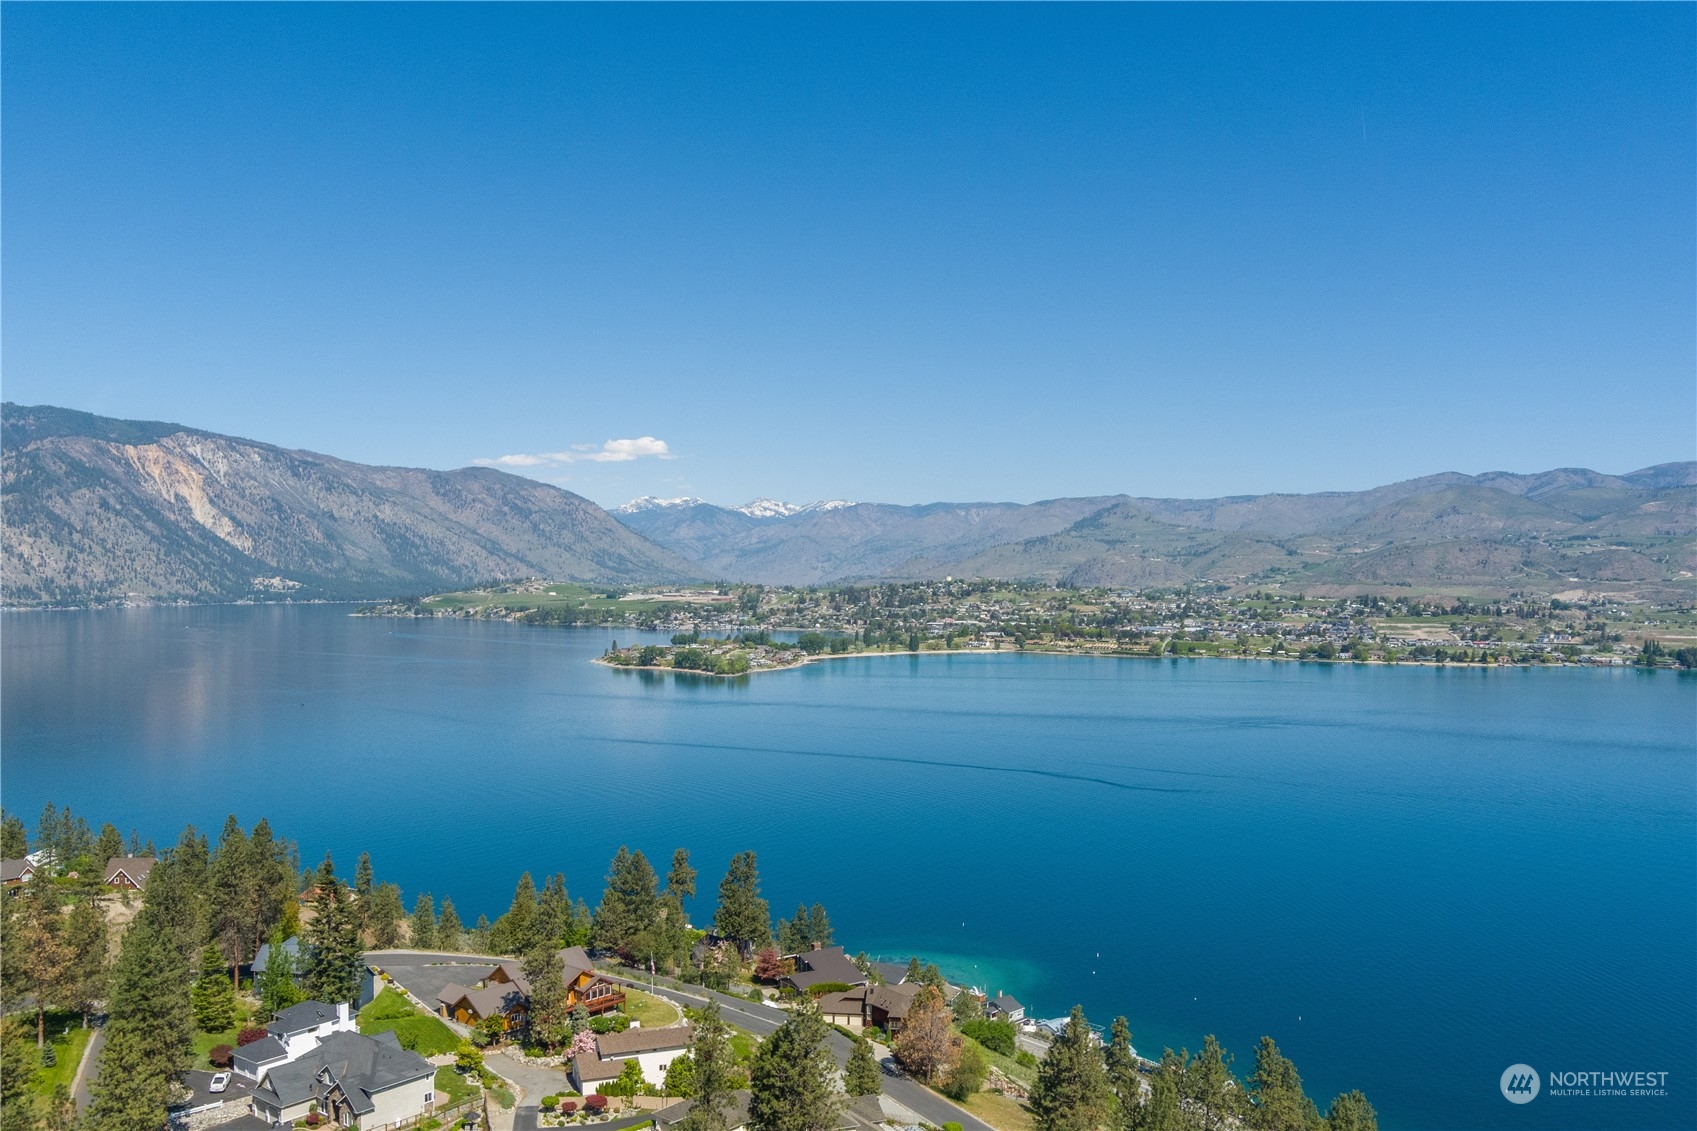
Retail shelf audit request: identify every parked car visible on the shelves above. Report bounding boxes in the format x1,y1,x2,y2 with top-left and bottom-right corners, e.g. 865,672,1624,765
209,1073,231,1094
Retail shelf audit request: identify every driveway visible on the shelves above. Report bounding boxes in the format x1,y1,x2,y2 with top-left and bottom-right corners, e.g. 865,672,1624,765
369,950,501,1009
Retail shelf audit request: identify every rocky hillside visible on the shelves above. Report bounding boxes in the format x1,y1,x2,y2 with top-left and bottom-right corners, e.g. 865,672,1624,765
2,404,694,604
617,468,1696,594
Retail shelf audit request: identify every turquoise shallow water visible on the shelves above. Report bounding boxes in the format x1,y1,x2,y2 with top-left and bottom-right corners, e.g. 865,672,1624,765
3,605,1693,1130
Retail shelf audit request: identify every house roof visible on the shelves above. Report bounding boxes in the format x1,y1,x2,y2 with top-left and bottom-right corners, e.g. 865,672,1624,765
270,1000,343,1037
872,962,908,985
103,856,156,885
989,994,1023,1013
486,962,532,996
0,859,32,883
596,1024,692,1057
866,983,922,1019
572,1055,626,1083
253,937,302,975
437,982,526,1019
233,1035,288,1069
813,988,868,1016
656,1090,752,1131
782,947,866,990
557,946,595,982
253,1031,431,1112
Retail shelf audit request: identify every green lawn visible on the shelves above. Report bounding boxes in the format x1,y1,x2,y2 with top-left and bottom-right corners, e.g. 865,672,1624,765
29,1017,94,1098
619,988,680,1029
434,1066,481,1107
359,989,461,1056
956,1090,1034,1131
193,1026,245,1070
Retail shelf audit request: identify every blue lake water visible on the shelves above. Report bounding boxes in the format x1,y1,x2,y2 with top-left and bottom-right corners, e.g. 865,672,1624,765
2,605,1693,1130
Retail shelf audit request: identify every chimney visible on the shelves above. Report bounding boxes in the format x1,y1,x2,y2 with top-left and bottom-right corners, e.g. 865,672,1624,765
337,1002,350,1026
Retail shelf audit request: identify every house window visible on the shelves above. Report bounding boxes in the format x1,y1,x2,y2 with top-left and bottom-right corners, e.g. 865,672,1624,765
423,1094,432,1104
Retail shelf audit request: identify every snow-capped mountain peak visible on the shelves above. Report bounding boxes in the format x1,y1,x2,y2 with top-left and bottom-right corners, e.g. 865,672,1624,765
732,497,805,518
613,496,707,514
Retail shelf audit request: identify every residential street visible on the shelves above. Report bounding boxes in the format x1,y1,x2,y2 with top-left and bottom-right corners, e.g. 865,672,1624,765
367,951,998,1131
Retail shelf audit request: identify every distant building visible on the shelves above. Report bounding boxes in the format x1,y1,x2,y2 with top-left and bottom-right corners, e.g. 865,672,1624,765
103,856,156,890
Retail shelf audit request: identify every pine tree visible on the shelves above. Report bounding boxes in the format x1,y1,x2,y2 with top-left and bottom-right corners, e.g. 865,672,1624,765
1180,1035,1240,1131
537,874,573,947
1247,1036,1319,1131
904,957,923,984
713,851,771,950
845,1037,882,1097
747,1001,841,1131
667,849,697,907
95,823,125,866
304,856,362,1005
368,883,406,949
209,816,254,990
804,904,832,948
1030,1006,1112,1131
677,1002,733,1131
524,945,571,1051
192,945,237,1032
492,872,540,956
1323,1091,1378,1131
437,899,463,951
1124,1065,1182,1131
2,1016,41,1131
594,848,660,954
1104,1017,1138,1103
410,894,438,950
16,869,70,1047
0,813,28,860
64,895,112,1028
87,915,192,1131
777,905,810,955
354,852,374,901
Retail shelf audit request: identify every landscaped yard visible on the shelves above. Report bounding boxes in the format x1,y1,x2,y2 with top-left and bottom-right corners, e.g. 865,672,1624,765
360,989,461,1056
618,988,680,1029
193,1026,244,1070
29,1015,94,1098
433,1065,481,1108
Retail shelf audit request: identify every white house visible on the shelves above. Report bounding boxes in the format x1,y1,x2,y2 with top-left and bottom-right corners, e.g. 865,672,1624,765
570,1024,692,1092
232,1000,358,1081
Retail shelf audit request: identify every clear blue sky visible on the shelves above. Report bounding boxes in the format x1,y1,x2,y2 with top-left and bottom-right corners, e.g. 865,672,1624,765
3,4,1692,507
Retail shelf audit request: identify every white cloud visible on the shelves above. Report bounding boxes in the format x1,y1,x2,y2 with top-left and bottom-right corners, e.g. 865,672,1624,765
475,437,673,468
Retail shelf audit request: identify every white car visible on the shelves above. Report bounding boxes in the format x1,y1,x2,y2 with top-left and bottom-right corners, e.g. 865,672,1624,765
209,1073,231,1094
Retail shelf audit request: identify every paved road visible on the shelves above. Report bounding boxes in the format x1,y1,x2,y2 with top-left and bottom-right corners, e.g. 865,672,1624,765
72,1026,106,1112
367,952,995,1131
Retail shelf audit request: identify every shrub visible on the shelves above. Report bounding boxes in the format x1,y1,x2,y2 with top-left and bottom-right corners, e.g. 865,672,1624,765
1015,1050,1037,1068
209,1045,235,1068
305,1115,322,1127
40,1045,56,1069
806,982,853,997
560,1102,578,1115
238,1027,270,1047
943,1123,962,1131
540,1097,558,1111
584,1096,608,1114
960,1019,1016,1058
419,1120,441,1131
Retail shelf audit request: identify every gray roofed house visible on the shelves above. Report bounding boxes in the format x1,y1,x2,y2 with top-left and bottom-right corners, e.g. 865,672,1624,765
0,858,34,889
272,1000,351,1039
780,946,868,993
103,856,156,890
872,962,909,985
251,1030,435,1131
231,1034,289,1081
987,993,1025,1022
253,936,305,978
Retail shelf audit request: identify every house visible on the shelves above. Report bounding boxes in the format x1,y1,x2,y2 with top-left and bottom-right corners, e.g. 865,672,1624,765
778,946,867,994
253,937,306,982
435,962,530,1032
436,948,623,1033
814,987,870,1033
0,858,35,890
569,1024,693,1093
864,982,923,1036
655,1090,753,1131
251,1030,435,1130
233,1000,359,1081
871,962,909,985
103,856,157,890
986,993,1025,1023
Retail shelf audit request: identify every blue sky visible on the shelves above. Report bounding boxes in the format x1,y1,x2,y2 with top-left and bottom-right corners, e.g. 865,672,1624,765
3,4,1692,508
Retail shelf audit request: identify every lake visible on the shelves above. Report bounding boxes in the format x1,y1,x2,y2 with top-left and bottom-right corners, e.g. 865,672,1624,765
2,605,1692,1130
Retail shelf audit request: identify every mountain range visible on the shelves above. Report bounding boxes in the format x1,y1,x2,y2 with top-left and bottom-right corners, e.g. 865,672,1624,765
2,402,1691,604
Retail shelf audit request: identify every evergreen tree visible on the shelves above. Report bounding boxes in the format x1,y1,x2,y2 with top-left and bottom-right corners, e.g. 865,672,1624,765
95,823,125,866
524,945,572,1051
44,1084,76,1131
35,803,58,866
777,905,810,955
713,851,771,950
192,945,237,1032
952,990,984,1025
87,914,192,1131
747,1001,841,1131
208,816,254,989
804,904,832,948
677,1002,734,1131
1,1017,41,1131
62,897,111,1028
0,812,28,860
257,931,303,1019
1104,1017,1138,1103
667,848,697,907
1247,1037,1319,1131
904,957,923,984
304,855,362,1005
943,1041,990,1100
367,883,406,949
436,898,463,951
664,1052,697,1098
492,872,541,956
537,874,573,947
1030,1006,1113,1131
410,894,438,950
1124,1066,1182,1131
16,869,70,1047
844,1037,882,1097
594,848,661,954
1180,1035,1240,1131
470,915,493,951
1323,1092,1378,1131
354,852,374,901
